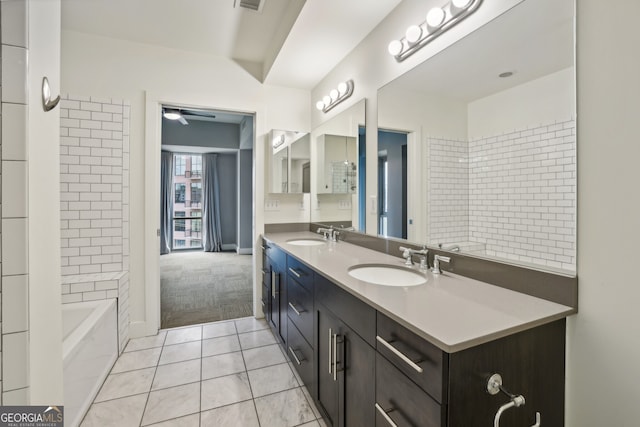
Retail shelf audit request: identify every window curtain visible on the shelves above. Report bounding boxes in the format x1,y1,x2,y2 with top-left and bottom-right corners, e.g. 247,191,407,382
160,151,173,255
202,153,223,252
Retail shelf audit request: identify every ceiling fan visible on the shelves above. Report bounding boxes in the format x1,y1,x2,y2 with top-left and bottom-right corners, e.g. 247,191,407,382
162,108,217,125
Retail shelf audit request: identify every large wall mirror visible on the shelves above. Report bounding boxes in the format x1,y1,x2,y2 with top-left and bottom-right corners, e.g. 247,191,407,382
377,0,576,273
311,99,366,230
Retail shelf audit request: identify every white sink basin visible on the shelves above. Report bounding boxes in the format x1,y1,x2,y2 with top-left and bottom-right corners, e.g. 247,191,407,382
286,238,326,246
348,264,427,287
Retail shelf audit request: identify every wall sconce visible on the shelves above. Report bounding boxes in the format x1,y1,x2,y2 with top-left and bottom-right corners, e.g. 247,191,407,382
316,80,354,113
272,134,285,149
388,0,482,62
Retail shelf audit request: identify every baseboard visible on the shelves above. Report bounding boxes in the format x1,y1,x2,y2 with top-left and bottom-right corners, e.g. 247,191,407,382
237,247,253,255
129,320,151,339
222,243,237,251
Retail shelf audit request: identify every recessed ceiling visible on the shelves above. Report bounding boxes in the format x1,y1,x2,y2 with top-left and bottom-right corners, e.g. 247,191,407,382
61,0,402,89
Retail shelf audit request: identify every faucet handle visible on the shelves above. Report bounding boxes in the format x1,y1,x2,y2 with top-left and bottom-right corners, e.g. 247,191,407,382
432,255,451,275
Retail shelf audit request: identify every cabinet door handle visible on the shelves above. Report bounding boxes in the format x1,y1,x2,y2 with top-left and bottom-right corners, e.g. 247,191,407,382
271,271,277,298
376,335,424,373
332,332,338,381
288,267,301,278
375,403,399,427
288,302,304,316
328,328,333,375
288,346,303,365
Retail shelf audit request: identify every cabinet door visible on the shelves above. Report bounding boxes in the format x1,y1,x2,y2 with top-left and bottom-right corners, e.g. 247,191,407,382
317,304,341,427
269,269,280,337
317,303,375,427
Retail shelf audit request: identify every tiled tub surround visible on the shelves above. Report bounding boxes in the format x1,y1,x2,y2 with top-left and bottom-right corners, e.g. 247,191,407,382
1,0,31,404
62,272,130,353
264,231,575,352
81,318,325,427
428,118,577,270
59,95,131,353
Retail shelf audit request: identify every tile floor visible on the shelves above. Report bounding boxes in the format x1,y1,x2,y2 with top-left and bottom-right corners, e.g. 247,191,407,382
80,317,327,427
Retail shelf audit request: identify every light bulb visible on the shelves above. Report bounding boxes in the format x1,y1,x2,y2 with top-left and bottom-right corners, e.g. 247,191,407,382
388,40,403,56
316,101,325,111
405,25,422,44
330,89,339,101
337,82,348,95
452,0,472,9
323,95,331,106
426,7,445,28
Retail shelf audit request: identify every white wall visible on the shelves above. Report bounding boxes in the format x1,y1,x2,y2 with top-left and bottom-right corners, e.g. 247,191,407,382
468,67,575,139
61,30,310,334
28,0,64,404
310,0,523,235
567,0,640,425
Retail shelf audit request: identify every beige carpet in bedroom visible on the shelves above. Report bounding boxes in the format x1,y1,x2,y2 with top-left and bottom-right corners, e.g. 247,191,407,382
160,251,253,329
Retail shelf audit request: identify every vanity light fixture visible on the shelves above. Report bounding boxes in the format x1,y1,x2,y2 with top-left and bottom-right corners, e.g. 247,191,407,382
316,80,354,113
273,134,286,149
388,0,483,62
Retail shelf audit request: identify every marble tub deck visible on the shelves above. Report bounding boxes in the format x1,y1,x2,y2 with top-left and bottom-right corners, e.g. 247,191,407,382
80,317,326,427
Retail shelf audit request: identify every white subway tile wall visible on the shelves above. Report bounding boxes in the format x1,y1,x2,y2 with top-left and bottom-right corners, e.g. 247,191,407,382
1,0,30,404
469,119,576,270
59,95,131,353
428,137,470,245
428,119,576,270
60,95,130,275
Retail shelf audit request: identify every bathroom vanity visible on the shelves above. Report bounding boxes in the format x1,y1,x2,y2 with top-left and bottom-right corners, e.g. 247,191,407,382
262,232,574,427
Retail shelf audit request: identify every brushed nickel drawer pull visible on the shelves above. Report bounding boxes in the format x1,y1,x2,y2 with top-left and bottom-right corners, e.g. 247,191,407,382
375,403,399,427
288,346,303,365
376,335,424,373
328,328,333,375
288,302,304,316
332,332,339,381
288,267,301,278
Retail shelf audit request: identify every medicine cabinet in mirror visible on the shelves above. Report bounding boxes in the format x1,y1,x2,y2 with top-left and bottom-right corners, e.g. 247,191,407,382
310,99,365,230
377,0,576,273
267,130,310,194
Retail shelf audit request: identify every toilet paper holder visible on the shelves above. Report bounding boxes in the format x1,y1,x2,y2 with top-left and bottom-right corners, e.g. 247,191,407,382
487,373,542,427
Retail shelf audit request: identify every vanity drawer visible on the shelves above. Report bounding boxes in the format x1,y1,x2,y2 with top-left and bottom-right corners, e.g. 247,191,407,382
287,255,314,293
287,277,314,344
287,321,313,389
376,313,447,403
315,274,376,347
376,353,445,427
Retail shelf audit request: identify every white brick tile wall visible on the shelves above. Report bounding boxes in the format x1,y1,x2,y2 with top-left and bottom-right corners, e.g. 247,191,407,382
427,119,576,270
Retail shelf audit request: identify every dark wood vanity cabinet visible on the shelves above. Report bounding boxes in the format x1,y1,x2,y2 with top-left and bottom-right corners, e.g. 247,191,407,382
263,242,567,427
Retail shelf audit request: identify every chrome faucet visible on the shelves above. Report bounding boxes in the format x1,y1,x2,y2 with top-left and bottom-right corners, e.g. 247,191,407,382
317,227,332,240
438,243,461,252
399,246,428,266
432,255,451,275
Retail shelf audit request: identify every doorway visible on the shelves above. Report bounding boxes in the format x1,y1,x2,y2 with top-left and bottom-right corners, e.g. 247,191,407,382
378,129,408,239
159,105,255,329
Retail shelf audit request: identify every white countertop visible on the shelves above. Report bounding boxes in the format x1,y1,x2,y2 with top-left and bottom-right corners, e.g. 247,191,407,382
264,231,575,353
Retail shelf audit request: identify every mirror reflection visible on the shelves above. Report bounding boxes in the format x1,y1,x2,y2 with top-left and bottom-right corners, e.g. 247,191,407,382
377,0,576,272
268,130,310,194
310,99,366,230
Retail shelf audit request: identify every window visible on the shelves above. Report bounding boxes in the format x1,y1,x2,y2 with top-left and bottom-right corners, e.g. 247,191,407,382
191,182,202,204
174,239,185,248
191,155,202,177
175,155,187,176
190,239,202,248
192,219,202,232
175,183,186,203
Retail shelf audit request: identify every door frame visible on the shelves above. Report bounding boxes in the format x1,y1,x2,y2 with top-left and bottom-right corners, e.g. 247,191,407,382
143,92,257,337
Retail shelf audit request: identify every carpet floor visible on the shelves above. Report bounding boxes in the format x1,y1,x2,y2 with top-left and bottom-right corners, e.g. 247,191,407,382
160,251,253,329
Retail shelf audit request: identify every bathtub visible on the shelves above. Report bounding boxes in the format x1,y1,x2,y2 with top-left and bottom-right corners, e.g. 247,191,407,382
63,299,118,427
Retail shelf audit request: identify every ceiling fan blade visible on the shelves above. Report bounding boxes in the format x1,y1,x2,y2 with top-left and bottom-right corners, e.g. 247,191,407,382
178,116,189,125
